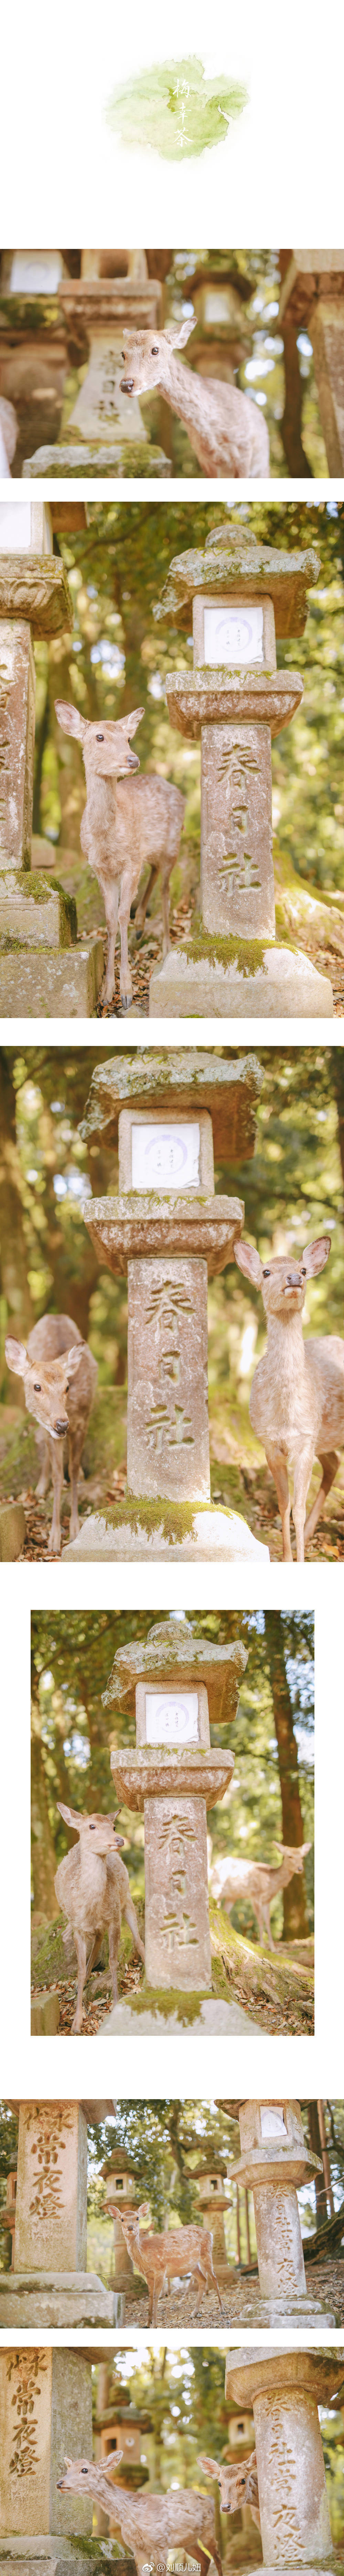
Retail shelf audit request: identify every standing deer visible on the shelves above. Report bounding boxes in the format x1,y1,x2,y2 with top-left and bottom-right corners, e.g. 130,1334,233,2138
198,2453,260,2534
111,2201,224,2321
119,318,270,477
210,1843,311,1951
57,2454,223,2576
55,700,185,1009
5,1314,97,1554
233,1229,344,1560
55,1803,145,2032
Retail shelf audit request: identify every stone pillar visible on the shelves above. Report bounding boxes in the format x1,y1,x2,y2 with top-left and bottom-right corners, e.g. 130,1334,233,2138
0,2103,116,2325
0,256,69,472
193,2167,230,2274
0,515,104,1016
0,2345,93,2569
231,2101,323,2308
225,2346,340,2568
63,1053,270,1562
23,276,169,478
108,1611,240,1999
101,2153,138,2287
149,521,333,1017
278,253,344,473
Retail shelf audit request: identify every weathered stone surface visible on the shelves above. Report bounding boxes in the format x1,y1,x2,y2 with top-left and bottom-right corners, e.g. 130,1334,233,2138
0,2350,92,2540
66,332,147,447
30,1991,60,2035
144,1792,212,1989
148,945,334,1018
155,526,320,636
98,1995,262,2034
0,557,72,637
0,503,53,554
24,442,170,479
0,2548,121,2574
14,2103,88,2274
82,1194,244,1277
225,2345,341,2567
118,1105,214,1194
165,668,304,740
0,623,35,867
0,2275,116,2327
0,1500,25,1559
252,2186,307,2298
0,939,104,1016
80,1048,262,1161
62,1504,270,1560
104,1614,247,1722
110,1745,234,1806
201,720,275,938
0,872,75,945
127,1254,210,1501
311,302,344,472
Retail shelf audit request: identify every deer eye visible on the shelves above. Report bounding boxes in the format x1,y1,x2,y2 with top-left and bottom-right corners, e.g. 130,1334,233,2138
96,732,104,742
262,1268,270,1279
151,345,159,354
81,2469,88,2475
89,1824,96,1831
301,1265,307,1276
34,1382,41,1391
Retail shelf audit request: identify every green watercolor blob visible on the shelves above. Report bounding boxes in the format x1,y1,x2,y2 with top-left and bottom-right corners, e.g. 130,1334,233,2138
106,54,248,161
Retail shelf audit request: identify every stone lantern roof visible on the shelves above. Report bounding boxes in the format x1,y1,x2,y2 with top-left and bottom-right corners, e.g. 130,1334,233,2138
80,1047,263,1165
103,1615,247,1724
154,521,321,637
0,548,72,635
100,2144,137,2177
225,2345,344,2405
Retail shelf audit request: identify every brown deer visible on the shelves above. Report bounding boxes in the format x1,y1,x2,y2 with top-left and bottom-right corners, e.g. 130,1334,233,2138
198,2453,260,2533
211,1843,311,1950
57,2454,223,2576
119,318,270,477
234,1229,343,1560
112,2201,224,2321
55,1802,145,2032
55,699,185,1009
5,1314,97,1553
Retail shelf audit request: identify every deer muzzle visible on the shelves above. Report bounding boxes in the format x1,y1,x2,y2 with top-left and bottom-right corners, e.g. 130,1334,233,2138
120,376,134,392
54,1416,69,1435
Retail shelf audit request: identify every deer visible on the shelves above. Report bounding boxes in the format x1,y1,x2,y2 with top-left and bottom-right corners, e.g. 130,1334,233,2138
5,1314,97,1554
54,1801,145,2033
119,317,270,477
198,2453,260,2535
57,2454,223,2576
0,394,17,473
55,699,185,1010
233,1228,344,1561
210,1843,311,1951
111,2201,224,2322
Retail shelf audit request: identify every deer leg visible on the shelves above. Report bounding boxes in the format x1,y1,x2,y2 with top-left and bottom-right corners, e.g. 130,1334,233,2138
304,1448,340,1544
118,869,135,1008
265,1444,292,1560
123,1897,145,1965
49,1436,65,1553
102,877,119,1005
292,1446,314,1562
262,1903,276,1952
85,1933,101,1980
160,866,171,957
151,2273,161,2325
132,860,157,935
209,2260,223,2314
108,1920,120,2007
71,1931,87,2033
35,1431,51,1498
68,1424,86,1544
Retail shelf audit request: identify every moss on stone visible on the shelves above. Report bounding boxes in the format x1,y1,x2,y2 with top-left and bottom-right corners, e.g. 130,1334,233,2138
103,1494,197,1540
0,871,77,945
125,1981,211,2023
183,930,272,976
31,1918,71,1990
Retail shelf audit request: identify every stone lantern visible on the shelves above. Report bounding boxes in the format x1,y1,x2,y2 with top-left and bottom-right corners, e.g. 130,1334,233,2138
0,2100,119,2327
0,254,71,472
229,2099,336,2320
149,519,333,1018
0,2345,94,2573
0,2162,17,2270
63,1047,269,1564
101,1614,261,2033
225,2345,343,2570
100,2146,139,2291
23,256,169,479
0,500,104,1013
278,251,344,473
192,2154,231,2279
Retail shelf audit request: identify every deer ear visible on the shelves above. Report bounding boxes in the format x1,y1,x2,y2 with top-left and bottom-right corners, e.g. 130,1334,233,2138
104,2452,123,2476
197,2458,219,2480
64,1343,84,1379
64,2457,74,2469
302,1234,332,1276
234,1237,262,1287
5,1336,28,1375
126,706,144,736
55,699,86,740
165,318,195,349
57,1801,78,1826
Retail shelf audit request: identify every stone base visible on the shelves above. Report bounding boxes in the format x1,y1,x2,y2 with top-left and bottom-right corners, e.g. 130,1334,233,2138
0,1501,25,1560
227,2287,337,2327
0,2271,121,2326
0,2546,133,2574
0,872,76,948
62,1502,269,1561
148,943,334,1019
31,1988,60,2034
23,441,171,479
0,939,104,1017
97,1994,262,2035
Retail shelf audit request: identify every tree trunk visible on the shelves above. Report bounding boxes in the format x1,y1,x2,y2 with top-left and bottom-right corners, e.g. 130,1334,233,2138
332,1052,344,1193
279,250,312,477
0,1050,34,1398
31,1703,58,1920
308,2101,330,2220
263,1616,309,1937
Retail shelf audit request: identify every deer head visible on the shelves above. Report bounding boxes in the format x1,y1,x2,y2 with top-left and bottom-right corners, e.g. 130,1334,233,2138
198,2452,259,2515
5,1334,85,1439
234,1232,332,1319
120,317,194,396
55,700,144,779
57,2453,123,2495
274,1841,311,1872
57,1802,125,1855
